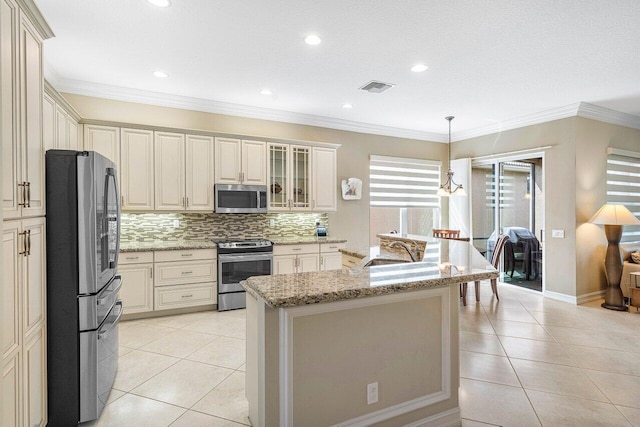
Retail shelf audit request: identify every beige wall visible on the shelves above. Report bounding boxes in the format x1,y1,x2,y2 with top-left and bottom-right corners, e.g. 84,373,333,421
454,117,640,299
575,118,640,297
62,93,447,251
453,118,578,297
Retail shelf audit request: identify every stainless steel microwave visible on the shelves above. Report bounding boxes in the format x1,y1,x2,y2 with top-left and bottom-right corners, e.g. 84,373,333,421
214,184,268,213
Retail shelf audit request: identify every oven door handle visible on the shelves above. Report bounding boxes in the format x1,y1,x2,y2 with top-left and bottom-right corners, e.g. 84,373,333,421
218,253,273,262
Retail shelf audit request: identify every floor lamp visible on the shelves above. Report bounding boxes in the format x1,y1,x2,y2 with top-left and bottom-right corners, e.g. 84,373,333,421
589,204,640,311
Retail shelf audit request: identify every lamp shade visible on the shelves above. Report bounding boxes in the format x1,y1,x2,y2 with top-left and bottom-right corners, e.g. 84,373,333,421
588,204,640,225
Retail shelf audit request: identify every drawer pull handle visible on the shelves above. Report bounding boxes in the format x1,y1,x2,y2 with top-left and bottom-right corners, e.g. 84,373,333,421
181,254,193,257
181,294,193,298
126,256,139,260
292,248,301,251
329,246,337,249
181,271,193,275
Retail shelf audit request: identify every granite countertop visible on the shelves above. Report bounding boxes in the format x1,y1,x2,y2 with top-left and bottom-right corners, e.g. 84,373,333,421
268,236,347,245
243,240,498,308
120,236,347,252
119,239,217,252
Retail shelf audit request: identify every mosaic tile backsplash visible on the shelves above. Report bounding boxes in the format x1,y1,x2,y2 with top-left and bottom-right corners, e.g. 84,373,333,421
120,212,329,242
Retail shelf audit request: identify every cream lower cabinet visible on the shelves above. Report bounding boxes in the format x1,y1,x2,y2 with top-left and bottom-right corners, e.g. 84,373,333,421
118,252,154,315
2,217,47,427
273,242,345,274
320,242,345,271
154,249,217,310
119,249,217,314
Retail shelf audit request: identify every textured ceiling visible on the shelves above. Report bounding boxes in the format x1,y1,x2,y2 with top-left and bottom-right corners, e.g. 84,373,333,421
36,0,640,139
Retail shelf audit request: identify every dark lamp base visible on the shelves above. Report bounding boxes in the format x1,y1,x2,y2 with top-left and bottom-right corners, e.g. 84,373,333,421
601,302,628,311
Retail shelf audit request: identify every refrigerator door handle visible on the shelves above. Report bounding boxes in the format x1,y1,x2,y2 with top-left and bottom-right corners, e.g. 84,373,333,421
97,276,123,306
98,301,123,340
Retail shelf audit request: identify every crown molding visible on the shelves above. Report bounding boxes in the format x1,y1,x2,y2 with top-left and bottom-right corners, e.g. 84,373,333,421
44,80,82,121
576,102,640,130
452,103,582,141
48,76,640,144
16,0,54,39
51,78,447,143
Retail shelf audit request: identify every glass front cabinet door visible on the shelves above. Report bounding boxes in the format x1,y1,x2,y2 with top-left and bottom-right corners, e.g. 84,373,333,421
268,143,310,211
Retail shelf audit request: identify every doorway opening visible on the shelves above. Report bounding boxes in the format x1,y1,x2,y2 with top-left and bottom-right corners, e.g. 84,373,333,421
472,156,544,292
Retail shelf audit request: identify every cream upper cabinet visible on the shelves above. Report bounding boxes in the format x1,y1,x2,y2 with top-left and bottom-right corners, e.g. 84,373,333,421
2,9,45,219
215,137,266,185
55,106,68,149
268,143,311,211
1,0,19,219
42,93,55,152
215,137,241,184
68,118,79,150
154,132,185,210
312,147,337,212
84,124,120,167
186,134,214,211
241,139,267,185
121,128,154,211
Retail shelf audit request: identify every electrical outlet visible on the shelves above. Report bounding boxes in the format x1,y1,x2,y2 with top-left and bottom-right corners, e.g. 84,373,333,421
551,229,564,238
367,382,378,405
173,219,180,228
269,218,275,227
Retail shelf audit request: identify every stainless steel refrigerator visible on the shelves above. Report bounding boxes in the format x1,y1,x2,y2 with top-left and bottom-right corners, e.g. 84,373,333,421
46,150,123,425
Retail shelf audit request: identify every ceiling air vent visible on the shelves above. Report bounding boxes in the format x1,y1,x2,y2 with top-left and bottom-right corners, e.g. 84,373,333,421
359,80,395,94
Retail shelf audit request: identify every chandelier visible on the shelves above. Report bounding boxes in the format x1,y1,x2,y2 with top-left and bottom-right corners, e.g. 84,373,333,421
437,116,466,197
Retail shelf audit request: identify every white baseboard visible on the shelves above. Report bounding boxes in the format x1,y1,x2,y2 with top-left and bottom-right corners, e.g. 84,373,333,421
543,290,577,304
543,289,606,305
576,289,606,305
403,408,461,427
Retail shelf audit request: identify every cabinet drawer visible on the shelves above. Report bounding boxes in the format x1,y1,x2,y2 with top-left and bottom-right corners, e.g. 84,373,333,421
154,282,216,311
273,244,319,256
154,249,216,262
119,251,154,264
320,242,346,253
154,260,217,287
342,254,363,269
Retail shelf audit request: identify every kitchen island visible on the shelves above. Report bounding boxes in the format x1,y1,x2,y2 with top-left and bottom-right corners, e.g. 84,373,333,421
242,239,498,427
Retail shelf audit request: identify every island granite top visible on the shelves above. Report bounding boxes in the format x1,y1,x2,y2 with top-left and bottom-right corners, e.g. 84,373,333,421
243,240,499,308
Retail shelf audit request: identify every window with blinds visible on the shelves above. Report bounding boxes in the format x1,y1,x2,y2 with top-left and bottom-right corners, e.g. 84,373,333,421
369,155,441,208
607,151,640,243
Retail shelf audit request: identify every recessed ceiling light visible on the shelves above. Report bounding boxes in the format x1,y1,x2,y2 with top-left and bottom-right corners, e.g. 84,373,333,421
411,64,429,72
148,0,171,7
304,35,322,45
342,103,353,109
260,88,273,96
153,70,169,78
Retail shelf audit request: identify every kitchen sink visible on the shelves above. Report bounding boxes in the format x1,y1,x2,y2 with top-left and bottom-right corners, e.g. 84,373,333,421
363,258,411,267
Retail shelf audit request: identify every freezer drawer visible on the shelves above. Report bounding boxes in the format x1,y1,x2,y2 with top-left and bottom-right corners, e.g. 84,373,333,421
79,300,122,423
78,275,122,332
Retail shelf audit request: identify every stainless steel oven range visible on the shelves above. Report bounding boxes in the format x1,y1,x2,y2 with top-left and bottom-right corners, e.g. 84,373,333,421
214,238,273,311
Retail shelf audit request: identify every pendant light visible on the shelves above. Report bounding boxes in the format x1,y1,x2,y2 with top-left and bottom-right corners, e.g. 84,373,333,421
437,116,467,197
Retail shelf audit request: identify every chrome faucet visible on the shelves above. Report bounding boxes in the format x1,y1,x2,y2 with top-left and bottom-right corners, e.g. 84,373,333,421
389,241,420,262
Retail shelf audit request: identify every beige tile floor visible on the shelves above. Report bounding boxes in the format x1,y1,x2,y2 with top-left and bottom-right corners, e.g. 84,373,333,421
86,282,640,426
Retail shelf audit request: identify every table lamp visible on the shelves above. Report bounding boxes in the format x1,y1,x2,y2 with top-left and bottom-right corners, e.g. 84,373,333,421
589,204,640,311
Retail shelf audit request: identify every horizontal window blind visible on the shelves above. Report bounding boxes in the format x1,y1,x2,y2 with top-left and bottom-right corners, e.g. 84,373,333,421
370,155,441,208
607,153,640,243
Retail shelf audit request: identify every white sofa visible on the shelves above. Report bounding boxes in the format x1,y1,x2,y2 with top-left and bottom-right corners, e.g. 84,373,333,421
621,242,640,297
